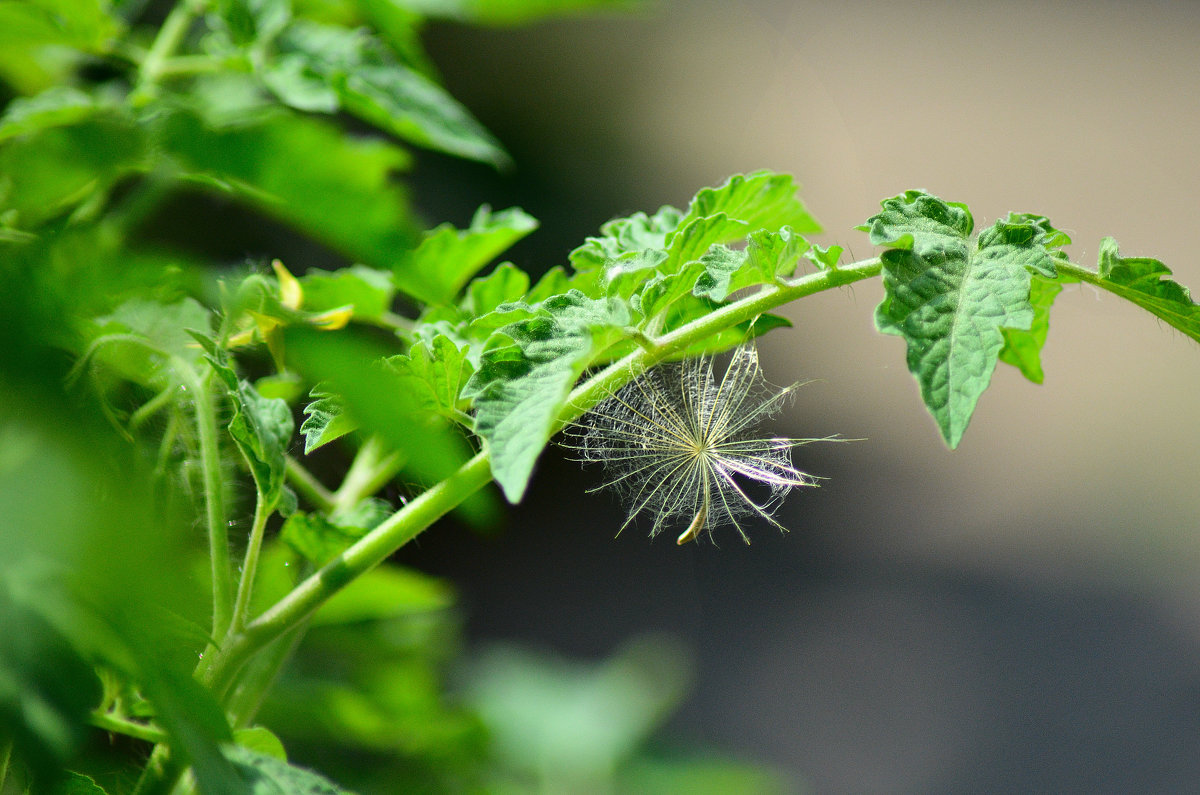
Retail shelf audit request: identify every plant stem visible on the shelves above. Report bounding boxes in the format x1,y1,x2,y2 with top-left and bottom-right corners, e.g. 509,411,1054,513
229,489,272,633
285,455,336,513
331,435,402,512
204,450,493,698
90,711,168,744
136,0,206,91
199,258,881,696
181,365,234,643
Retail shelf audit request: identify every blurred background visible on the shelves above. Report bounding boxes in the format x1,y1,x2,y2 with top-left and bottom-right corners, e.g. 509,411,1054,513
388,0,1200,791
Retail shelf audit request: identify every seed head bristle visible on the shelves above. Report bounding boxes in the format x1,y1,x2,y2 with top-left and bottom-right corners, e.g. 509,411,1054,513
562,344,833,545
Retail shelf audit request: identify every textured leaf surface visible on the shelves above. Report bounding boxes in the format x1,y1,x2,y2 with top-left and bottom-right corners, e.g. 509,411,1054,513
394,205,537,305
464,291,630,502
1094,237,1200,343
866,191,1069,447
568,171,818,327
385,334,474,419
206,347,294,503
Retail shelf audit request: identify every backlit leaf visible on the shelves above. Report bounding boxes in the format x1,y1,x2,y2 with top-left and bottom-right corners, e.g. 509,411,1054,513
395,205,538,305
866,191,1069,447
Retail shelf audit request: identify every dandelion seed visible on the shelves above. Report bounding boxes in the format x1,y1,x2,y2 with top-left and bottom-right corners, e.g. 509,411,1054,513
563,344,837,545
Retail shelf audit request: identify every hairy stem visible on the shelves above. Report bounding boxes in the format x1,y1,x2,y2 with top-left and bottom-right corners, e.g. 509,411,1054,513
181,365,233,642
199,258,881,696
229,489,272,634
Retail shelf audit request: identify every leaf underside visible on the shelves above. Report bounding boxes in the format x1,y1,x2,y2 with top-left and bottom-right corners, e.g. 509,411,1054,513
865,191,1069,448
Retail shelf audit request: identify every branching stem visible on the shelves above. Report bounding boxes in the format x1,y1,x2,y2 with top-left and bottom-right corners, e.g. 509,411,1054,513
199,257,882,697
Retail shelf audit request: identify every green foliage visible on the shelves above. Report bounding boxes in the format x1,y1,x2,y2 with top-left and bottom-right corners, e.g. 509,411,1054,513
4,0,1200,790
1093,236,1200,343
864,190,1071,447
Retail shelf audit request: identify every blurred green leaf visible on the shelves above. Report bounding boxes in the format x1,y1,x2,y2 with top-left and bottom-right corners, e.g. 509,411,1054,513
466,635,692,788
0,86,112,143
226,745,357,793
0,0,120,51
263,20,510,167
81,297,212,389
0,115,148,229
299,265,395,321
234,726,288,760
311,564,453,626
280,499,397,566
55,771,111,794
284,326,471,483
158,104,418,269
394,205,537,305
210,0,293,48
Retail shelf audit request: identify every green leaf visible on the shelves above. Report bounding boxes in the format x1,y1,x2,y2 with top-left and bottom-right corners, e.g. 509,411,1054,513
226,745,357,793
300,384,357,453
299,265,394,321
998,274,1063,384
394,205,538,305
158,103,418,270
867,191,1069,447
859,189,973,256
55,772,110,794
1093,236,1200,343
571,172,819,323
465,635,691,782
0,86,110,143
0,582,99,785
82,297,213,388
0,0,120,52
668,170,820,262
210,0,292,47
265,21,510,167
234,726,288,761
804,242,843,270
311,564,453,626
464,262,531,315
284,326,471,483
464,290,631,502
0,115,148,229
384,333,474,419
206,347,295,503
568,205,684,273
281,511,365,565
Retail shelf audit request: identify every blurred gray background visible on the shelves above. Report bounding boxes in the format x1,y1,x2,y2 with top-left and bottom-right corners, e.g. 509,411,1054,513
399,1,1200,791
